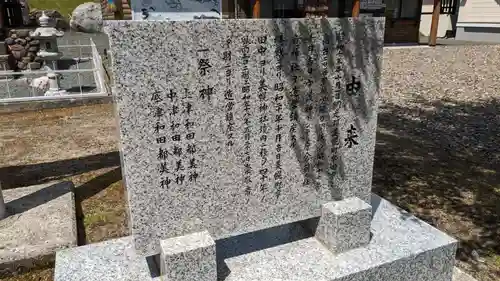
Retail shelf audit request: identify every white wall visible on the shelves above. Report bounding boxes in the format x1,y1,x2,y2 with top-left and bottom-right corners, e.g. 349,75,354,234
419,0,453,37
457,0,500,23
456,0,500,42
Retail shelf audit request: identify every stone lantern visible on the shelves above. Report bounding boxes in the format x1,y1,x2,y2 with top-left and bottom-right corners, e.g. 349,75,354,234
30,11,64,70
29,11,67,96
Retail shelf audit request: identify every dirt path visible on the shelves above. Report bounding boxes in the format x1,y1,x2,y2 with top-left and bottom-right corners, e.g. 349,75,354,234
0,104,126,281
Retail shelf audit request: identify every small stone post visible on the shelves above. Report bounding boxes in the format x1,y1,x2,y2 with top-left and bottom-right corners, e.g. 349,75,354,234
0,182,6,220
44,71,67,96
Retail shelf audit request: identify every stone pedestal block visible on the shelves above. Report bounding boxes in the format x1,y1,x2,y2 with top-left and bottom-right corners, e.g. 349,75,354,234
315,197,372,253
160,230,216,281
53,195,462,281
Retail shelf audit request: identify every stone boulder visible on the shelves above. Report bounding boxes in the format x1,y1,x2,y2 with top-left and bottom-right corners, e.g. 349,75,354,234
28,9,69,30
70,3,103,33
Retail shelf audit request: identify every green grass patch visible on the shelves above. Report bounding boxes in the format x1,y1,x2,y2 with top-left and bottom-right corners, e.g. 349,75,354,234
83,211,113,228
29,0,91,19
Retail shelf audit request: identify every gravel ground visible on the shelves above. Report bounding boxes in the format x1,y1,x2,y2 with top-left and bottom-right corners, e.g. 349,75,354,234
379,45,500,281
0,44,499,281
0,32,110,100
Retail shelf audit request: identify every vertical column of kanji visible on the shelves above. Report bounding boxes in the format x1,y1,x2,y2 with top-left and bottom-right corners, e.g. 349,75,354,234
304,33,315,121
328,28,343,181
167,89,188,187
241,36,253,196
183,88,199,184
222,38,236,148
292,35,311,187
153,90,171,190
315,31,334,184
288,36,300,174
273,35,285,199
343,30,361,150
192,47,216,184
334,28,360,150
306,31,326,191
257,35,270,197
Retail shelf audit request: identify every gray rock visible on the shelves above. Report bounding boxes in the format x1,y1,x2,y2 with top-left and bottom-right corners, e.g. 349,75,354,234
9,44,23,52
15,38,27,46
10,46,26,60
21,56,32,63
29,39,39,46
17,61,26,69
27,62,41,70
15,29,30,38
28,46,39,52
70,3,103,33
5,38,15,45
9,55,16,70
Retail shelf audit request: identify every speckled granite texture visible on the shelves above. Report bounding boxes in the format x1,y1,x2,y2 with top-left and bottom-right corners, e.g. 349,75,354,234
104,18,384,256
452,268,479,281
53,194,459,281
223,194,457,281
54,236,162,281
0,181,77,275
314,197,371,253
160,230,216,281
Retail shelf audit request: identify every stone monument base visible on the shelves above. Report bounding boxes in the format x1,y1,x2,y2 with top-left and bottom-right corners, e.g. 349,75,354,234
54,194,468,281
0,181,77,276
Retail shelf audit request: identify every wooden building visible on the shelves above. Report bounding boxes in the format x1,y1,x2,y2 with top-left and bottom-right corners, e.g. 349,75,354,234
223,0,434,44
92,0,442,45
1,0,24,39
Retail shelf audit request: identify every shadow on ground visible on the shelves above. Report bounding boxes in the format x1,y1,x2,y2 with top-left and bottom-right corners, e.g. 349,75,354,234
0,151,126,280
0,151,120,189
74,167,123,245
373,97,500,281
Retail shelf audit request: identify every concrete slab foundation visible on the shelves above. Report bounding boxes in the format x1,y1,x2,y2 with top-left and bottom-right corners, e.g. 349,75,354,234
0,181,77,275
54,194,473,281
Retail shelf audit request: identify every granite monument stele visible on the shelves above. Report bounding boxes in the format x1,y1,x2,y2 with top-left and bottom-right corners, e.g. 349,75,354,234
54,17,459,281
